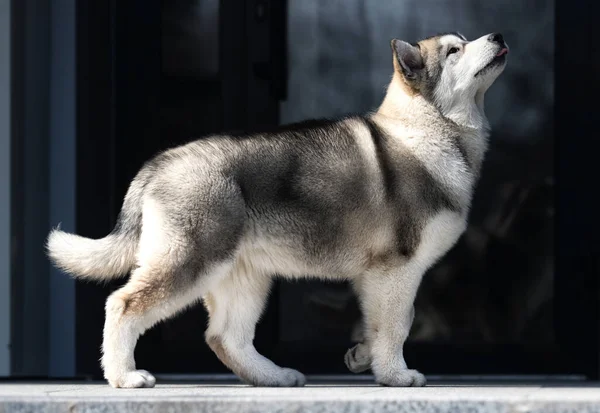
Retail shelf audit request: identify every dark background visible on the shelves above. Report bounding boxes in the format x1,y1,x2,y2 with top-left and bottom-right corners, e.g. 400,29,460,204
8,0,599,382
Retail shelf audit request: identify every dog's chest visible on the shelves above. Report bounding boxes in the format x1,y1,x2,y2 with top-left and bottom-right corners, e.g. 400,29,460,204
405,134,475,199
412,210,466,267
382,122,484,209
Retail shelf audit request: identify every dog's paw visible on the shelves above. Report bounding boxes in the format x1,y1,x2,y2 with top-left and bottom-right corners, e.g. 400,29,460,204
251,368,306,387
344,343,371,373
377,369,426,387
108,370,156,388
278,368,307,387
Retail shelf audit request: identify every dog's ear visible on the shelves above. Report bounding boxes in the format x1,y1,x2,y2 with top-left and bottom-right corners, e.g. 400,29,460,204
391,39,423,80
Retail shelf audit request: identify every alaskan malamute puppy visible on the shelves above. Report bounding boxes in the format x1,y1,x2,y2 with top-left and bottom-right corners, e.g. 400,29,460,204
48,31,508,388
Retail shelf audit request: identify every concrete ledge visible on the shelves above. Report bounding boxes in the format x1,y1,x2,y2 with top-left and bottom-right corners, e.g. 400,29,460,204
1,383,600,413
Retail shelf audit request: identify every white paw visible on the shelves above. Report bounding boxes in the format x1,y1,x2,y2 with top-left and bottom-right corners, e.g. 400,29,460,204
377,369,427,387
278,368,307,387
344,344,371,373
108,370,156,388
251,368,306,387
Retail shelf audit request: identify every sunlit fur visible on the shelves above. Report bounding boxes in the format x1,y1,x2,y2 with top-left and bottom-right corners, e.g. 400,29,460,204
47,31,507,388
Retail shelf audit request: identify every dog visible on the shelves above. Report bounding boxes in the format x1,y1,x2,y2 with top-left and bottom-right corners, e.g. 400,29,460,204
47,31,508,388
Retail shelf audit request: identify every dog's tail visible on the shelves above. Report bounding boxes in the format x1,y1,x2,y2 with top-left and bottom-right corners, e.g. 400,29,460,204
47,176,146,282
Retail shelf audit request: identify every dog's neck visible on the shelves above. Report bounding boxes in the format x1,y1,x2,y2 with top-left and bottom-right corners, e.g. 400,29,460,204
378,73,490,133
377,73,490,177
435,88,490,132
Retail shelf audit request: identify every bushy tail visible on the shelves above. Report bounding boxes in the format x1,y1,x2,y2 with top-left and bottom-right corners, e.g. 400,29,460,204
47,175,146,282
46,228,138,281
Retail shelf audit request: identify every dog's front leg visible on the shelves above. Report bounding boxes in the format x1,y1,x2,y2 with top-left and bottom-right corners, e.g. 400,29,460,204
358,267,426,387
344,341,371,373
344,305,415,374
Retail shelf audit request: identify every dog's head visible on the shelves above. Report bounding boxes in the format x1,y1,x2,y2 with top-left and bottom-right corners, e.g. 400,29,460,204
390,32,508,117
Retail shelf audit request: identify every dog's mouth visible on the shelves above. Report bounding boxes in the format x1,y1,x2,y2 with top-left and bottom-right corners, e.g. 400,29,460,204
475,47,508,77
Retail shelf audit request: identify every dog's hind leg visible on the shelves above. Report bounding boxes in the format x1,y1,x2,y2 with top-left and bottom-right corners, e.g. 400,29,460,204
101,192,241,388
101,261,223,388
204,264,306,387
99,169,250,388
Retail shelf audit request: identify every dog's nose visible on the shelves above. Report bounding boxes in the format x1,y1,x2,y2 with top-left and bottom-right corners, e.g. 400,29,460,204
488,33,505,46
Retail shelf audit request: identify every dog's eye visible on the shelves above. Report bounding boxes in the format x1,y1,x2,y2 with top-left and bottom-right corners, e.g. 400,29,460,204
447,47,460,56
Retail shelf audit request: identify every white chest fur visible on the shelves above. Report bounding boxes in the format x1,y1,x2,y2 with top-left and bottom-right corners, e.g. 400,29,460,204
379,117,487,211
412,210,467,270
402,130,479,208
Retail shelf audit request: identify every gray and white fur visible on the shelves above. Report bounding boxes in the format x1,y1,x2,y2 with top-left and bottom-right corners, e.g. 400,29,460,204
47,32,508,388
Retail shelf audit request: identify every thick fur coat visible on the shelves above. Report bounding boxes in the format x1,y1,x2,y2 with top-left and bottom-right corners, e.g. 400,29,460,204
48,31,508,388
